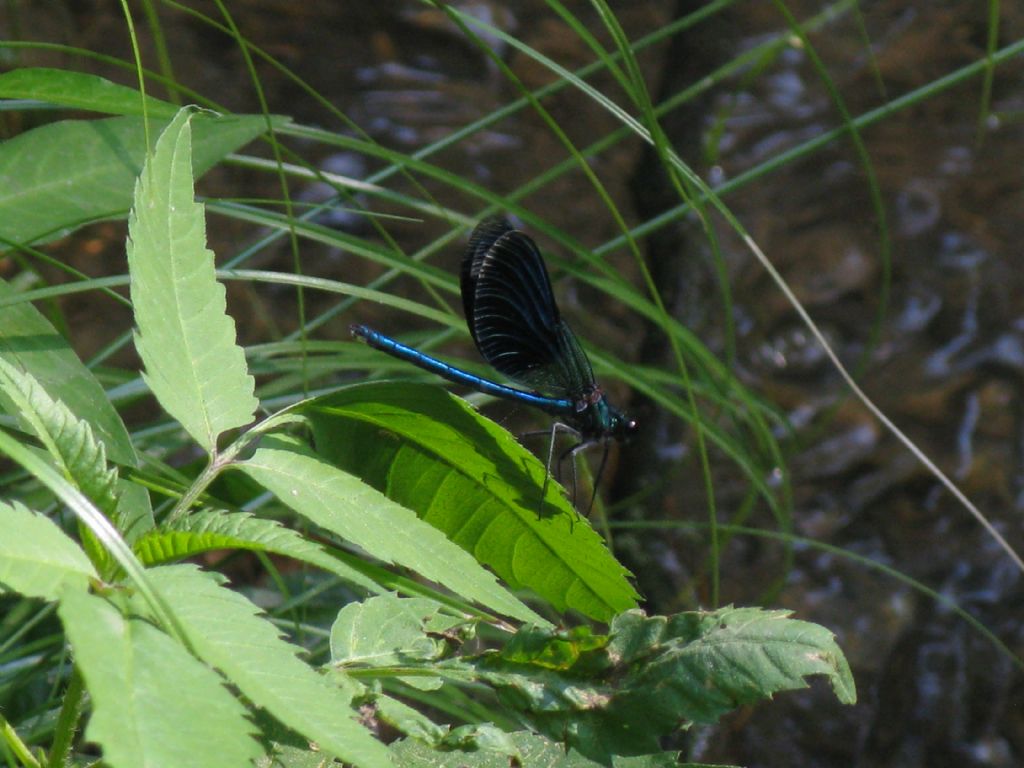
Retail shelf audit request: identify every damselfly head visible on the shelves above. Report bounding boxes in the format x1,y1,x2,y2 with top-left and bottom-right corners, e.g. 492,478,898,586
608,407,638,443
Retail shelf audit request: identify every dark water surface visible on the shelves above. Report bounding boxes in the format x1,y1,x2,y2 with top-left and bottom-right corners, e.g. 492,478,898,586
634,4,1024,766
7,1,1024,766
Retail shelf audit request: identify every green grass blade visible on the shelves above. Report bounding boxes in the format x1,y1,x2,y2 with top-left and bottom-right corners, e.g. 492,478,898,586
976,0,1001,144
771,0,891,372
128,108,258,454
0,67,177,117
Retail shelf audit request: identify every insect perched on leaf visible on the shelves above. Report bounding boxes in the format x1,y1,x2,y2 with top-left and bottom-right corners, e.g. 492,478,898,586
352,217,636,512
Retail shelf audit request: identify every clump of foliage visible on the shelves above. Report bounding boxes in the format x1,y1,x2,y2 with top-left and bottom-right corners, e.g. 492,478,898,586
0,96,855,767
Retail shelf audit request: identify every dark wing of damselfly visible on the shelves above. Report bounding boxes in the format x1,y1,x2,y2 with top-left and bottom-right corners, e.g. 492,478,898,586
460,217,597,402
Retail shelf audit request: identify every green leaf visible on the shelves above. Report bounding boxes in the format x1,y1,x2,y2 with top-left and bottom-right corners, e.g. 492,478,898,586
128,108,257,453
58,586,262,768
389,729,680,767
237,433,547,627
606,607,857,715
0,500,96,599
0,278,135,466
331,592,467,690
307,382,639,622
139,565,393,768
471,606,856,762
0,357,120,518
0,429,180,637
0,356,123,573
331,592,464,667
117,478,156,544
0,67,178,117
133,508,382,593
373,695,447,742
259,743,346,767
0,111,277,246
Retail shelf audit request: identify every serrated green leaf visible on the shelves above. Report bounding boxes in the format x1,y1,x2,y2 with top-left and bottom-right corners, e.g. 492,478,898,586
0,500,96,599
0,67,178,117
331,592,461,667
141,564,393,768
133,508,381,593
622,758,689,768
128,108,257,452
236,433,547,627
117,478,155,544
0,357,119,517
0,112,277,246
307,382,639,622
494,623,607,670
389,730,676,767
608,607,857,714
0,356,122,573
58,586,262,768
374,694,447,742
470,606,856,763
331,592,465,690
0,279,135,466
258,743,345,768
438,724,520,757
0,428,180,639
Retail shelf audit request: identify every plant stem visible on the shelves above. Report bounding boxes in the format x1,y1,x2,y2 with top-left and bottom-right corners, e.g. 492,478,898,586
1,715,41,768
47,666,87,768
